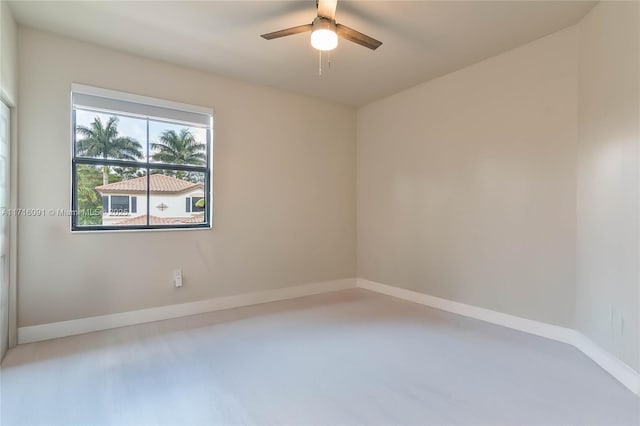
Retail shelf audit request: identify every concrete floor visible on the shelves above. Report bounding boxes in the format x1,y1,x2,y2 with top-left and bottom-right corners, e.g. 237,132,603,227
1,289,639,425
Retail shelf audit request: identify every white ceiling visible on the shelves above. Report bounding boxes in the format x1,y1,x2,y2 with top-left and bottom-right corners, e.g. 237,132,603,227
9,0,596,107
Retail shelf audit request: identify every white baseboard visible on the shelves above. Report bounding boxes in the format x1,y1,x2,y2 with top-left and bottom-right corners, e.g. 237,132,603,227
356,279,575,343
17,278,356,344
357,278,640,395
17,276,640,395
571,332,640,395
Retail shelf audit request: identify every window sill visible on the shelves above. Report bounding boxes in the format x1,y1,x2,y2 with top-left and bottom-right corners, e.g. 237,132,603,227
71,223,212,234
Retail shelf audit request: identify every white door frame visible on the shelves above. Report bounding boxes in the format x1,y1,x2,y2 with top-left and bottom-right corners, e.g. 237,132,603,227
0,88,17,353
0,99,10,358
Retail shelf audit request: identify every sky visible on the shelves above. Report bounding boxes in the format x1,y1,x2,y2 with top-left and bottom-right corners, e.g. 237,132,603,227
75,109,209,163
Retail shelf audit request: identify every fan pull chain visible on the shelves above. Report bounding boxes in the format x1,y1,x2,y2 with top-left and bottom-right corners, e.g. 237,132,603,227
318,51,333,76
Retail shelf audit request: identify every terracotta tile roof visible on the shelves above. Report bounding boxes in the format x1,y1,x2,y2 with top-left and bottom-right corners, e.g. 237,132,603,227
115,215,177,225
179,213,206,224
96,174,203,194
115,214,205,226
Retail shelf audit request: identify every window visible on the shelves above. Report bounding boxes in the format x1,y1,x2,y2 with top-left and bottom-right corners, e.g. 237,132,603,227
104,195,137,214
71,84,213,231
109,196,130,213
186,197,204,213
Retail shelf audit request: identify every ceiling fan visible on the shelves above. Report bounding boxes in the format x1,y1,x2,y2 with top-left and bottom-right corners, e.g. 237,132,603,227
261,0,382,51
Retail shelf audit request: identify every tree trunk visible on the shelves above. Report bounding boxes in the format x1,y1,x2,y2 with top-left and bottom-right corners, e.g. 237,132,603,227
103,165,109,185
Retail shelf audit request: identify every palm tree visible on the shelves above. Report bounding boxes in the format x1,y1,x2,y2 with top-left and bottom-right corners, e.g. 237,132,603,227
75,165,103,225
76,116,143,185
151,129,206,179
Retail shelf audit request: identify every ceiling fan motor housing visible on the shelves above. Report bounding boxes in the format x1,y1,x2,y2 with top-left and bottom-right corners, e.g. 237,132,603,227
312,16,337,32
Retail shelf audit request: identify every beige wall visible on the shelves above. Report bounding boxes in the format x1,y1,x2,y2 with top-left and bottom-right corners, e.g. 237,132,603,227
17,28,356,327
357,27,579,327
576,1,640,371
0,0,18,354
14,3,640,375
357,3,640,372
0,1,17,104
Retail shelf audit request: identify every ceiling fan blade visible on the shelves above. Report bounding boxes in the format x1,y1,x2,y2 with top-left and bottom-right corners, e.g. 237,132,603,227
336,24,382,50
261,24,313,40
317,0,338,20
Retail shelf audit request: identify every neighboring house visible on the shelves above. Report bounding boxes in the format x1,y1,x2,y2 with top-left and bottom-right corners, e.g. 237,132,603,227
95,174,205,226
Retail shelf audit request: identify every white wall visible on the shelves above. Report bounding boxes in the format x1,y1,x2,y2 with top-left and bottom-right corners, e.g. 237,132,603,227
357,27,579,327
100,189,205,225
17,27,356,327
576,1,640,371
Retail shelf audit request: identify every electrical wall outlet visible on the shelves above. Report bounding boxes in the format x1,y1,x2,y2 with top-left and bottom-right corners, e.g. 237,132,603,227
173,269,183,288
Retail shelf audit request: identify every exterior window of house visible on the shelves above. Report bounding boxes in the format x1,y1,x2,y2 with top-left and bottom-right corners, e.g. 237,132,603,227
71,84,213,231
186,197,204,213
110,196,130,213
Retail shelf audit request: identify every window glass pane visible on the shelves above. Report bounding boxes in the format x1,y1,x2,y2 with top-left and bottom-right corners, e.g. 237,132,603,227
148,169,207,225
149,120,207,166
75,164,107,226
75,109,147,162
75,165,146,227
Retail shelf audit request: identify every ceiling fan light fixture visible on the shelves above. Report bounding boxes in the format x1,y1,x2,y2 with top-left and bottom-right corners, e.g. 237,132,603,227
311,29,338,51
260,1,382,52
311,17,338,51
